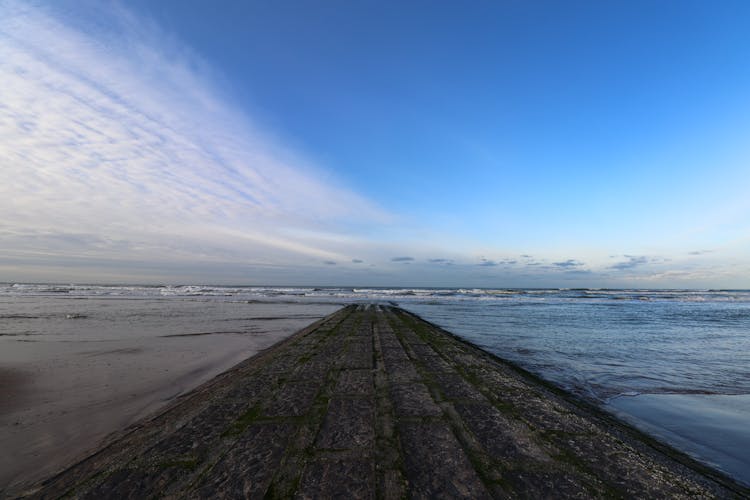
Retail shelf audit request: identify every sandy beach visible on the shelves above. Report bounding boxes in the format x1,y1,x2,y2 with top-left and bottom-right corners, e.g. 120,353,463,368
0,296,340,494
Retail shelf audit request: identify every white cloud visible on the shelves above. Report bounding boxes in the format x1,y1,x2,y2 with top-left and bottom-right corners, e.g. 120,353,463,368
0,1,386,275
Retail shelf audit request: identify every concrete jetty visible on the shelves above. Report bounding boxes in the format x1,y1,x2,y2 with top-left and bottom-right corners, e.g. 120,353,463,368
21,305,747,498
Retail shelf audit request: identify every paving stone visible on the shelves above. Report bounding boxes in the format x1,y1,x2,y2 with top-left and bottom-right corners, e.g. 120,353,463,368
291,360,330,381
337,345,373,369
389,383,441,418
223,374,278,401
263,381,322,417
315,398,375,450
380,469,407,500
146,408,235,458
82,468,179,500
383,361,421,383
263,355,301,374
453,402,551,463
499,469,595,498
350,341,373,356
416,353,455,373
398,421,491,499
333,369,373,395
355,325,372,337
410,343,439,359
431,372,486,402
501,392,592,434
314,345,342,361
296,457,375,500
381,346,409,366
465,365,529,393
545,430,691,497
378,335,403,349
191,423,295,498
399,329,425,345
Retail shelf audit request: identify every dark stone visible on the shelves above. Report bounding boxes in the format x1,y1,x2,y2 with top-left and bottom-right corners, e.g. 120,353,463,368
381,346,409,367
398,421,490,499
315,398,375,450
263,355,301,374
337,347,373,370
417,354,455,373
383,361,421,383
378,334,403,349
507,394,592,434
148,402,242,458
399,330,425,345
223,374,278,401
389,383,441,418
263,381,322,417
291,360,330,381
410,344,438,359
296,457,375,500
545,430,687,497
82,468,179,500
192,423,294,498
501,468,597,498
453,403,550,463
432,372,485,402
333,369,373,395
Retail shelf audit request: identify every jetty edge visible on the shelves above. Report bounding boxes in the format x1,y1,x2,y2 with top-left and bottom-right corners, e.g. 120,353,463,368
14,304,749,498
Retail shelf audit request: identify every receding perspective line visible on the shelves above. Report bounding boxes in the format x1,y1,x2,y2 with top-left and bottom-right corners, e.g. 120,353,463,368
15,304,748,498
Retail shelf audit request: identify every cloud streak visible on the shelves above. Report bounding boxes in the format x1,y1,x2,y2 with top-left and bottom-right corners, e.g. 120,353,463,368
0,2,384,272
553,259,583,269
609,255,650,270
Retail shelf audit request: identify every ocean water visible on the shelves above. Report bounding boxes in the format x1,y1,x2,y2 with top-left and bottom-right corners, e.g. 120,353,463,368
2,283,749,486
3,284,749,401
399,290,750,401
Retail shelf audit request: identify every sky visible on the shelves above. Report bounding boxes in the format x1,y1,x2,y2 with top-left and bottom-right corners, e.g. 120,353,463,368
1,0,749,288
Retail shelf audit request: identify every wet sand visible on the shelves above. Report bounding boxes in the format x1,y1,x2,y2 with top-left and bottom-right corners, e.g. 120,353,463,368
17,305,747,498
609,393,750,487
0,298,341,494
0,368,29,414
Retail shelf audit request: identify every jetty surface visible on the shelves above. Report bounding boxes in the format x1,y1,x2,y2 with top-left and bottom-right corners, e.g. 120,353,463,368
21,305,747,498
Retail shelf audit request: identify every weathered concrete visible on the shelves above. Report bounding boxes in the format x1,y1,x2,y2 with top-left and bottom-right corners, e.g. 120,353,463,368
13,305,749,499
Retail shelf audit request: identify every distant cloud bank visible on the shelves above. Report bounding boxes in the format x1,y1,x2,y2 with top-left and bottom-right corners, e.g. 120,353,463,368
609,255,651,270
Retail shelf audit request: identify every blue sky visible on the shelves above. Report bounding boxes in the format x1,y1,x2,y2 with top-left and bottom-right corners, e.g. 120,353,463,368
1,0,749,287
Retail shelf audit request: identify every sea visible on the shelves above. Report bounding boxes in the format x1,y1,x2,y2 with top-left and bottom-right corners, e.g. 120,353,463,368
2,283,749,487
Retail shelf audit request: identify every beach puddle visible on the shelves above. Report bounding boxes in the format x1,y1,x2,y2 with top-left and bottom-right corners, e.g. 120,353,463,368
608,393,750,487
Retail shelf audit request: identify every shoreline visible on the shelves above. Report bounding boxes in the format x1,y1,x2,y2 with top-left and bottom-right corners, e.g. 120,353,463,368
14,304,747,498
403,308,750,492
608,393,750,487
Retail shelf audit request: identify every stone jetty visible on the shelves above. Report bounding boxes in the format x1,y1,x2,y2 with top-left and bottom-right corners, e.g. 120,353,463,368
21,305,747,498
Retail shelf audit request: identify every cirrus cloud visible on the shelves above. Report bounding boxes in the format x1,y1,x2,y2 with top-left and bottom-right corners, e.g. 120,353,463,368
0,1,387,274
